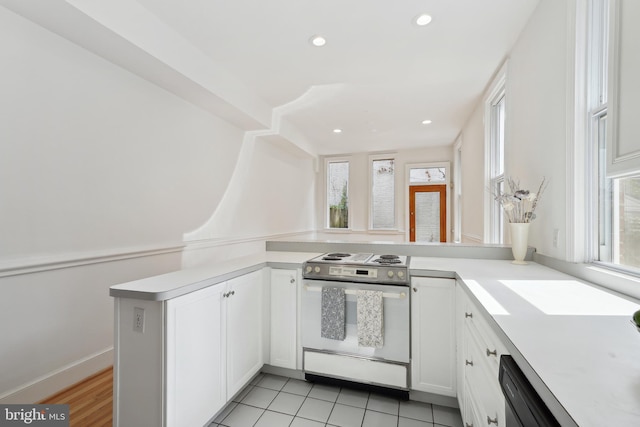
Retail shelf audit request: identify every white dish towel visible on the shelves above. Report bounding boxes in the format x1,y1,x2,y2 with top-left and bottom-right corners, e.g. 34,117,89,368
357,290,384,348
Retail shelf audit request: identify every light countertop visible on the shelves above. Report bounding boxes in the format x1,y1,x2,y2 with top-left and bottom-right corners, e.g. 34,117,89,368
412,257,640,427
109,251,321,301
110,251,640,426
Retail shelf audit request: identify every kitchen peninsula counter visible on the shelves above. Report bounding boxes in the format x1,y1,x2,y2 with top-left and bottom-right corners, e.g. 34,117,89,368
109,251,322,301
411,257,640,427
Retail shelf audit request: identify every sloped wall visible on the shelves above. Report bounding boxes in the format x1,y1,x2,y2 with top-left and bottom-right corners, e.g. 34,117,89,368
0,6,316,402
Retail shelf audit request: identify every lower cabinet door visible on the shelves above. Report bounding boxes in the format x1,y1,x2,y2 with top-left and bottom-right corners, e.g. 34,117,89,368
165,284,226,427
411,277,456,396
270,268,298,369
226,270,264,397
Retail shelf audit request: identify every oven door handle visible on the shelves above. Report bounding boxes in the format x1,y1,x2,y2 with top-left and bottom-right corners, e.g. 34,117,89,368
303,285,407,299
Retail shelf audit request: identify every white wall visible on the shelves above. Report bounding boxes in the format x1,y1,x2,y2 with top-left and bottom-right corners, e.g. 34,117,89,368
317,146,453,241
505,0,569,258
0,6,316,402
459,0,570,257
458,101,485,244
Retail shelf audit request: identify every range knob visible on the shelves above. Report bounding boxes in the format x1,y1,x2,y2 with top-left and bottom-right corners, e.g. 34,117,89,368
387,270,395,278
398,271,405,278
305,265,312,274
314,266,321,273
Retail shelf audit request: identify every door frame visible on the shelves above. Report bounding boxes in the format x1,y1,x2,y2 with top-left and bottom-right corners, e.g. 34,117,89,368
405,162,451,242
409,185,447,242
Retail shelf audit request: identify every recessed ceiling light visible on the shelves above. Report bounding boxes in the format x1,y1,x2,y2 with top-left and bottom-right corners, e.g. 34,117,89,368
333,128,342,134
422,119,432,125
415,14,432,26
310,35,326,47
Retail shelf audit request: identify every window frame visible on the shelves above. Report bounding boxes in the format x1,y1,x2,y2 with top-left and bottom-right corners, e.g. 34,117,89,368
324,157,351,231
584,0,640,276
368,154,397,231
483,62,507,244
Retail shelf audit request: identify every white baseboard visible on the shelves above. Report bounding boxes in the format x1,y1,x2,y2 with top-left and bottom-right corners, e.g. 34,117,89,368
0,347,113,404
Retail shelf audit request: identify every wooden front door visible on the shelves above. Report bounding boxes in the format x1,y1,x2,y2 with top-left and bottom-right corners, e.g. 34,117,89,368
409,185,447,242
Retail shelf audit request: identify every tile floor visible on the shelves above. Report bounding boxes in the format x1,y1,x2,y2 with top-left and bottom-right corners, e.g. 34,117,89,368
209,373,463,427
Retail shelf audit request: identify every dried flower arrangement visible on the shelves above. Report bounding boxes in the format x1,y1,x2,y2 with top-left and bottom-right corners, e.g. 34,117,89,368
494,177,547,223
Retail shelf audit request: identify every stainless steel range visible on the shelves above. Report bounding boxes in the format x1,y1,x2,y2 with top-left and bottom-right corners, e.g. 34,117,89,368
303,253,409,285
301,252,410,395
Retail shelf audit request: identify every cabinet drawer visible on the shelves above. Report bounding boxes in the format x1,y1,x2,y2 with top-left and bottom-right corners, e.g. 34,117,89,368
464,326,505,427
461,298,508,377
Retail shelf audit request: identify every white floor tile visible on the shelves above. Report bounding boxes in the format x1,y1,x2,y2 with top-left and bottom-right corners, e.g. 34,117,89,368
366,394,400,415
433,405,463,427
290,417,325,427
337,388,369,408
308,383,340,402
258,374,289,391
255,410,295,427
296,397,335,423
219,403,263,427
241,386,279,409
399,400,433,422
399,417,434,427
267,391,306,415
362,410,399,427
327,403,366,427
282,379,313,396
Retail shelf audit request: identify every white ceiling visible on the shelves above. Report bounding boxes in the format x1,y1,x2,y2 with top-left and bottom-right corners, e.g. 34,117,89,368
3,0,540,156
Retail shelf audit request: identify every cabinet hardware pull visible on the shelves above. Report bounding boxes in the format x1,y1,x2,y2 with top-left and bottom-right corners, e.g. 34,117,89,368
465,312,473,318
413,287,418,292
223,292,229,298
465,360,473,366
230,290,235,296
486,348,497,357
466,423,473,427
487,416,498,425
290,278,295,283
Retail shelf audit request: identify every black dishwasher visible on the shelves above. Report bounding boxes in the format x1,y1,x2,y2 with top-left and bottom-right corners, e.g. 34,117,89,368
499,355,560,427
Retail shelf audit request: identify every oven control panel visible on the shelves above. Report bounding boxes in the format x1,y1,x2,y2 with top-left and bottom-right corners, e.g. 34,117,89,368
303,262,409,285
328,265,378,279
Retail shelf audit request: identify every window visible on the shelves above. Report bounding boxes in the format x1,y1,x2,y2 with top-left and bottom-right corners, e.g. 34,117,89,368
326,160,349,229
370,157,395,229
588,0,640,272
484,65,506,244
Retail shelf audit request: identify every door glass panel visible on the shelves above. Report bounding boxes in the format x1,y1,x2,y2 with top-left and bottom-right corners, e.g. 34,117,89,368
415,192,441,242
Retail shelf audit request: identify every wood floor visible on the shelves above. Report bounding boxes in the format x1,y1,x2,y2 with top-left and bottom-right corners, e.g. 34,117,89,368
39,366,113,427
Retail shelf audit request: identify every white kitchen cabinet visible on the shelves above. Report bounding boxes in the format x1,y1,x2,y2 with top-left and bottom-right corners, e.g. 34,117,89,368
457,281,507,427
410,277,456,396
166,284,226,427
114,269,264,427
225,270,264,397
269,268,298,369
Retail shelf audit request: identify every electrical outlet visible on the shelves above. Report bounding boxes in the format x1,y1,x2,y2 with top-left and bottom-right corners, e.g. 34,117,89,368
553,229,560,248
134,307,145,333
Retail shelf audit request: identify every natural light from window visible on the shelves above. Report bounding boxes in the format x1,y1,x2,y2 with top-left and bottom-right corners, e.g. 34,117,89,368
465,280,510,315
500,280,639,315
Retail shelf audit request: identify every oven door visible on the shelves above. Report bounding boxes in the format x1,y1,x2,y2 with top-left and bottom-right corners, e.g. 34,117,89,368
301,280,410,363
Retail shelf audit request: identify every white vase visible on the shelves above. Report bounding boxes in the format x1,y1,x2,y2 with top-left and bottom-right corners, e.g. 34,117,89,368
509,223,530,264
